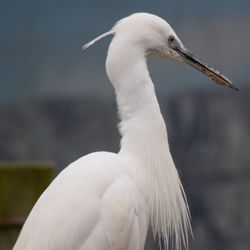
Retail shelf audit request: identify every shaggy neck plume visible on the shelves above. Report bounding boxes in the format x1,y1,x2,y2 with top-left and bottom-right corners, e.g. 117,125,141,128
106,35,191,250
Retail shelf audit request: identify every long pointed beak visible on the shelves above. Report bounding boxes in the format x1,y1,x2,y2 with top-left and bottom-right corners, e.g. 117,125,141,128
172,44,238,91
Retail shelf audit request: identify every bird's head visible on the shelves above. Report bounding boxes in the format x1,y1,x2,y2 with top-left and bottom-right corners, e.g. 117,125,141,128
83,13,238,91
112,13,179,58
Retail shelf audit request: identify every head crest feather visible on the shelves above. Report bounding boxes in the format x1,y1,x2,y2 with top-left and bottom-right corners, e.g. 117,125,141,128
82,30,114,51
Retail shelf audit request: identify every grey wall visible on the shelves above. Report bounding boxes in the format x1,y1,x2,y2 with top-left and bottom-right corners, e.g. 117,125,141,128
0,90,249,249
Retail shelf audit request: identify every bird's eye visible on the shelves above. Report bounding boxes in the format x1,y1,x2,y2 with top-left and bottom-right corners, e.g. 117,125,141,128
168,36,175,44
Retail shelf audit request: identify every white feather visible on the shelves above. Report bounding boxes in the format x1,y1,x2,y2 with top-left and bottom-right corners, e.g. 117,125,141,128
82,30,114,51
14,13,192,250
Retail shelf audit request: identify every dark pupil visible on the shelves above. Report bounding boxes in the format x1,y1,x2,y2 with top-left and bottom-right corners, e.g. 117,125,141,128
169,37,174,42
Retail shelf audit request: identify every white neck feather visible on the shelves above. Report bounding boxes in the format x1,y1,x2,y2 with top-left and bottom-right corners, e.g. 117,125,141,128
106,36,191,249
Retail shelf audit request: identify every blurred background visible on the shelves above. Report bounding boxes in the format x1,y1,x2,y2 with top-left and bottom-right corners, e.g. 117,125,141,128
0,0,250,249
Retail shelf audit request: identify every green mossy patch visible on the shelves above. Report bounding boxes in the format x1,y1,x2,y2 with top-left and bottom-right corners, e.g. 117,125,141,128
0,161,55,249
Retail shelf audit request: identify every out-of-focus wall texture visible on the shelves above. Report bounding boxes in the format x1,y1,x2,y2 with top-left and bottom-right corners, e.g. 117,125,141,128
0,1,249,249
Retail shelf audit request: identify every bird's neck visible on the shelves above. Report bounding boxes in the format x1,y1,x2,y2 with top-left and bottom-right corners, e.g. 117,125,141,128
106,41,190,249
106,42,169,157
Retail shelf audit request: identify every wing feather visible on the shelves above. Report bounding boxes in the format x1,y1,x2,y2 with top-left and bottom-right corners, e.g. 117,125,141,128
14,152,147,250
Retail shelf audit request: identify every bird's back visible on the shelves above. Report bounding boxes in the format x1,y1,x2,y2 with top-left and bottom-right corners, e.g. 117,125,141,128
13,152,148,250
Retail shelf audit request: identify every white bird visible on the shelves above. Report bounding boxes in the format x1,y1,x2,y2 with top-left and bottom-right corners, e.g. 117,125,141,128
14,13,237,250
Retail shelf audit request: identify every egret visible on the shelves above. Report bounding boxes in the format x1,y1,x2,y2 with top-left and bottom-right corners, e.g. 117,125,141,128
14,13,237,250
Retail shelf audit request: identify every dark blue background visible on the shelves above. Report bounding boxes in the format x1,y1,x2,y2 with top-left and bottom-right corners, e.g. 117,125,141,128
0,0,249,100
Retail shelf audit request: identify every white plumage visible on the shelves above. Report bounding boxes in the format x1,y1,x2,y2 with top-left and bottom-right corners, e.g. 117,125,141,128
14,13,235,250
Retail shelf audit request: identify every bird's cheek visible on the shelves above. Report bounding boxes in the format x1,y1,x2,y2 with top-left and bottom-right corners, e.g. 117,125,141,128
159,46,174,59
167,48,182,60
151,45,169,58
